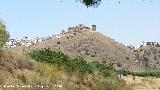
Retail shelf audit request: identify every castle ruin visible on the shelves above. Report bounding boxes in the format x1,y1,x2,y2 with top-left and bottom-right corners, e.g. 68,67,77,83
68,24,96,32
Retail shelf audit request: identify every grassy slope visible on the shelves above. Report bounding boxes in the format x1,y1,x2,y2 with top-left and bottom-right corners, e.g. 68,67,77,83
0,48,131,90
123,75,160,89
0,48,63,90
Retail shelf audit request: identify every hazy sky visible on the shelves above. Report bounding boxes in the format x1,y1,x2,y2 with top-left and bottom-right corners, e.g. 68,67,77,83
0,0,160,46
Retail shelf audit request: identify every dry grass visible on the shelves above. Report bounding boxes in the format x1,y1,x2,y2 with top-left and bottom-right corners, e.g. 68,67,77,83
122,75,160,90
0,48,64,90
0,48,133,90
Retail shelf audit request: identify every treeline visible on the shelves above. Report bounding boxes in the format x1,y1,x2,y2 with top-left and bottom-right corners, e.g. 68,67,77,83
127,71,160,77
28,48,117,77
117,70,160,77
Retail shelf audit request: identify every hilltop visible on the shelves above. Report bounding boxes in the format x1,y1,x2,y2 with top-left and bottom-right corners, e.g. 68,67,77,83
12,24,144,72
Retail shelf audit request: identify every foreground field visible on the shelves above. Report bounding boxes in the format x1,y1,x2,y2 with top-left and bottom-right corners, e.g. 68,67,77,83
1,48,160,90
0,48,131,90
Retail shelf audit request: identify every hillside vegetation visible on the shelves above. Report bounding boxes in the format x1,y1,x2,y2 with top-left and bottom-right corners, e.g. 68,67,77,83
0,48,63,90
28,48,118,77
0,48,131,90
0,22,9,47
14,31,144,72
135,45,160,70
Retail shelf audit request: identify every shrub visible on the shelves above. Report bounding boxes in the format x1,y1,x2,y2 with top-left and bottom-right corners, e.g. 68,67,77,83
0,21,9,47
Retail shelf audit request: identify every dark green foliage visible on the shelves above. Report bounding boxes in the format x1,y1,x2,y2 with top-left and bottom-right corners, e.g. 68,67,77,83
29,48,70,67
117,70,128,76
29,48,116,77
77,0,101,7
66,57,94,74
91,61,115,77
125,71,160,77
28,48,160,78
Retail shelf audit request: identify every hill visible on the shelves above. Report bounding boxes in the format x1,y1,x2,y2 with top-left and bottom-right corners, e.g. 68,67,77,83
135,44,160,70
13,28,144,72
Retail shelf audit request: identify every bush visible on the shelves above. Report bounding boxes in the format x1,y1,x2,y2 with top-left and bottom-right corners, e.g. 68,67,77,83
0,21,9,47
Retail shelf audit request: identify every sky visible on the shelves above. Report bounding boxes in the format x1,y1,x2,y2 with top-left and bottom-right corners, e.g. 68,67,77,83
0,0,160,46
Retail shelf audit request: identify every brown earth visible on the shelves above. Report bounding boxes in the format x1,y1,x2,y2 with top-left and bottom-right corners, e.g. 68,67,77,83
135,45,160,70
13,30,145,72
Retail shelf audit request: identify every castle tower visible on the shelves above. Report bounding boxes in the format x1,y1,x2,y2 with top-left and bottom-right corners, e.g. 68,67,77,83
61,30,65,34
92,25,96,31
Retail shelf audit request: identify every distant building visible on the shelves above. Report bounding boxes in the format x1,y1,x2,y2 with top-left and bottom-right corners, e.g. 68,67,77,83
68,24,93,31
61,30,65,34
143,41,158,46
92,25,96,31
146,42,156,46
68,27,76,31
156,43,160,47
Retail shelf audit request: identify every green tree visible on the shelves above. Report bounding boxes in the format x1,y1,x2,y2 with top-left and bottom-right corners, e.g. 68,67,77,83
0,21,9,47
77,0,101,7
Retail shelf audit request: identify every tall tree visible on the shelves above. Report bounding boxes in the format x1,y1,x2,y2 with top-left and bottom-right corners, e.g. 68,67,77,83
0,21,10,47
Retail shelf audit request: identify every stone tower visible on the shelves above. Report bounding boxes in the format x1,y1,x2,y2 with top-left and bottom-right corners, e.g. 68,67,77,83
92,25,96,31
61,30,65,34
